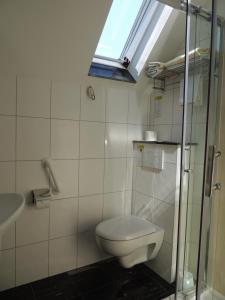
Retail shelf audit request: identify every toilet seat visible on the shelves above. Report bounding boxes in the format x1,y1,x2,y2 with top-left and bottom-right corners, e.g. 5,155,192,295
96,216,158,241
95,215,164,268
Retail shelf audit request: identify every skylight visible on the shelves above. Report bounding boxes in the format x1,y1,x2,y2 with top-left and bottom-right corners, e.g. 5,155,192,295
95,0,143,60
90,0,173,82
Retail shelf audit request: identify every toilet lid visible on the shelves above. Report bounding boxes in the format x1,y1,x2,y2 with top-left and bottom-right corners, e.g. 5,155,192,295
96,216,157,241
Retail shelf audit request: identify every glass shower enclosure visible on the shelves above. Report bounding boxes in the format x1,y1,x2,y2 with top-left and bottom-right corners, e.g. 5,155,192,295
175,0,224,299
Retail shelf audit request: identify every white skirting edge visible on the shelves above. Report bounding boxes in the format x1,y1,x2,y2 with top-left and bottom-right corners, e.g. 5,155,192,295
199,288,225,300
164,289,225,300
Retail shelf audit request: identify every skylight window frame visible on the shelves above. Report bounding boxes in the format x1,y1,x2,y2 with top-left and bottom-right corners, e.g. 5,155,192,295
119,0,158,62
90,0,173,82
93,0,147,64
93,0,168,65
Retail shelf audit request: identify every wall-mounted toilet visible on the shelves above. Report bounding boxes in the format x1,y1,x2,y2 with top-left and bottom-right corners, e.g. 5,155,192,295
95,216,164,268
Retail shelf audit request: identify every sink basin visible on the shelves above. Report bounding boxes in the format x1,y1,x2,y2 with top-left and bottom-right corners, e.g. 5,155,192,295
0,193,25,250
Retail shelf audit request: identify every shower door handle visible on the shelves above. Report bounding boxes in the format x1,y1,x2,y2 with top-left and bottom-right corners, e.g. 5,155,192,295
205,145,215,197
205,145,221,197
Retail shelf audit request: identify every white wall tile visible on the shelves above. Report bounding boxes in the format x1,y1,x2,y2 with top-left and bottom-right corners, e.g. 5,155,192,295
128,90,149,125
0,162,15,193
51,119,79,159
78,194,103,233
154,124,172,141
77,231,102,268
126,158,133,190
189,203,201,244
81,84,105,122
17,117,50,160
135,163,176,203
49,236,77,276
50,198,78,239
104,158,126,193
149,95,155,126
192,123,206,165
2,223,15,250
51,81,80,120
103,192,125,220
125,191,132,216
153,89,173,125
16,205,49,246
17,77,50,118
192,165,204,205
80,121,105,159
132,191,153,220
16,161,49,202
106,87,128,123
105,123,127,158
0,75,16,115
197,18,211,42
51,160,79,199
79,159,104,196
127,125,144,157
151,200,175,244
0,249,15,291
163,145,179,164
0,116,15,161
172,88,183,125
148,240,173,282
16,242,48,286
171,125,182,143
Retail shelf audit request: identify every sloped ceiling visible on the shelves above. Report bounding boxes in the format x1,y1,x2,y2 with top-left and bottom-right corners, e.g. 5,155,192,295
136,8,186,90
0,0,112,81
0,0,189,87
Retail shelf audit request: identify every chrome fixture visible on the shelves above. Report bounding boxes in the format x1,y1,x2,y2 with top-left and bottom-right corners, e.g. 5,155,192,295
87,86,95,100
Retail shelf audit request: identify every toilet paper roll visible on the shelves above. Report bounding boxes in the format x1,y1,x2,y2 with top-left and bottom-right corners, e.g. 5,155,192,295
144,131,157,141
32,188,51,209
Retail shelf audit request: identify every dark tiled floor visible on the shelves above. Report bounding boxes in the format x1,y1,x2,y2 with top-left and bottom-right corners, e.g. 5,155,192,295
0,259,175,300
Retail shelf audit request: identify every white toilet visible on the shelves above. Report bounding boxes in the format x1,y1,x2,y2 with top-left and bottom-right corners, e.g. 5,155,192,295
95,215,164,268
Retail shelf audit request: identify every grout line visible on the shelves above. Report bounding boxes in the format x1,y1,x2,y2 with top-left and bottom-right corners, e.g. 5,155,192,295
0,113,158,127
125,90,130,216
15,240,50,249
133,189,176,207
47,80,53,277
101,87,107,236
75,84,82,269
14,75,19,287
16,115,51,120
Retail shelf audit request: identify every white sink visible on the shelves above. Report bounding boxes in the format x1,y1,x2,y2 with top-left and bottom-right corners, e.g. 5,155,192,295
0,193,25,250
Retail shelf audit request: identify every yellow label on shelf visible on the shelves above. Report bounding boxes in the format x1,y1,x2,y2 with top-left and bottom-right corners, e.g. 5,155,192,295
154,95,163,101
137,144,144,152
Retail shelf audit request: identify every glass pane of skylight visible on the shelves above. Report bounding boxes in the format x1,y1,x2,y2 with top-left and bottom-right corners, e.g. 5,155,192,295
95,0,143,60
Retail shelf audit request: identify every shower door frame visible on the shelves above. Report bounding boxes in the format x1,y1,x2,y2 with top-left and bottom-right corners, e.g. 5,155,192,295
195,1,224,298
175,0,224,299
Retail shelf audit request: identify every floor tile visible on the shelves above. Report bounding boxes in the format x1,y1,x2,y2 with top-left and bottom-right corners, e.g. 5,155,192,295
0,259,175,300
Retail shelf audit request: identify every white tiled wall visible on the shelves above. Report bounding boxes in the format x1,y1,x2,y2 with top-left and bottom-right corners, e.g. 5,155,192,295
0,75,149,290
132,143,181,283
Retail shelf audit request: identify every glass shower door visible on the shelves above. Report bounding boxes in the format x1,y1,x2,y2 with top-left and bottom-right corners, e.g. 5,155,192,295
196,1,223,298
176,0,223,299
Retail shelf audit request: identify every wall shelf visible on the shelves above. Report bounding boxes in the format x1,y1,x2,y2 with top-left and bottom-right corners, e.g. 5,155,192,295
145,56,210,80
133,141,197,147
133,140,180,146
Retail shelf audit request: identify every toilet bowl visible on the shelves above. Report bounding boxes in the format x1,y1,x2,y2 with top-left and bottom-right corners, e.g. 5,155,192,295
95,215,164,268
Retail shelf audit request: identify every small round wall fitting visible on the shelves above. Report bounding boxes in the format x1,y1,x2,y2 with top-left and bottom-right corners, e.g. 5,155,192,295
87,86,95,100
